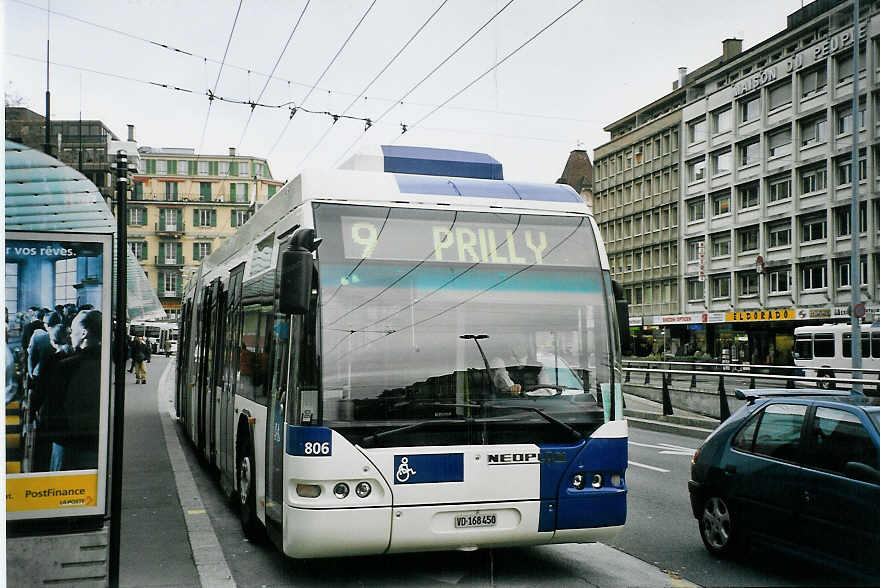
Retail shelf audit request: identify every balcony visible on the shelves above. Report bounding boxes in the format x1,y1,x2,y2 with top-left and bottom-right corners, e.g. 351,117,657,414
159,289,182,299
154,255,185,268
154,221,185,236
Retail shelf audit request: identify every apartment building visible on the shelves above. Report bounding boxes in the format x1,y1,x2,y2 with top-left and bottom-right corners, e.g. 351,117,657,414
594,0,880,362
125,146,283,319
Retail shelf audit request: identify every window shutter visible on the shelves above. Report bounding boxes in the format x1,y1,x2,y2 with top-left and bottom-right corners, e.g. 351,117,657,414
193,243,199,261
177,209,183,228
177,242,183,263
159,210,166,231
243,183,249,199
158,242,165,262
141,242,147,260
146,159,156,174
230,161,238,176
209,161,218,176
168,160,177,175
193,209,199,226
211,209,217,227
268,184,276,197
231,210,237,228
229,183,236,202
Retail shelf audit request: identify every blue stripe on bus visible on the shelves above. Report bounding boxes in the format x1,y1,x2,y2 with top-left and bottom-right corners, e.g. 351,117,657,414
381,145,503,180
392,173,582,202
286,425,333,456
392,453,464,484
554,437,628,530
322,264,603,293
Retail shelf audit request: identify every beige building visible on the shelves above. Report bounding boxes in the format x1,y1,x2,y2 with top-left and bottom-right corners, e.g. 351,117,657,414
126,146,283,319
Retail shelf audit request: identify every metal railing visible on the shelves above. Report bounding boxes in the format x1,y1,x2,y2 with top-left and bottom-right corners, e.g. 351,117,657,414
623,360,880,421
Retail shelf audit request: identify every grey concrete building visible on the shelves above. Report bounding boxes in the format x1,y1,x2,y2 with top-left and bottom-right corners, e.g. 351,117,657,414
593,0,880,362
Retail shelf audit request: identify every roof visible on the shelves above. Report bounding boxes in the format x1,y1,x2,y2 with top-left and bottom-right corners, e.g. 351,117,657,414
4,140,165,321
340,145,504,180
735,388,880,408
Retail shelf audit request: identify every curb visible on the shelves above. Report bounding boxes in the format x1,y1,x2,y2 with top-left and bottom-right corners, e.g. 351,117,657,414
625,416,716,440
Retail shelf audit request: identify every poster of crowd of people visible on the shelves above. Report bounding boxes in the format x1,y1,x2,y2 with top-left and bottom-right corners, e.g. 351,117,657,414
5,232,112,519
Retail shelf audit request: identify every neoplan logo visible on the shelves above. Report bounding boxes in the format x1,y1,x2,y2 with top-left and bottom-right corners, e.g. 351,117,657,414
486,451,567,465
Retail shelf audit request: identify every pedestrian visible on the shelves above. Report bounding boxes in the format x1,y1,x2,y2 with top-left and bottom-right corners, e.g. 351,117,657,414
132,336,151,384
127,335,135,373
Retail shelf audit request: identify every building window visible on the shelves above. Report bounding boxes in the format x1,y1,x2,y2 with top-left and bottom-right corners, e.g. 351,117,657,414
219,161,230,176
800,64,827,97
799,165,827,194
738,272,759,296
711,233,731,258
688,118,707,143
767,80,792,110
711,191,730,217
838,259,869,288
711,149,732,176
687,197,705,222
231,209,248,228
128,207,146,226
165,182,179,201
167,160,177,176
179,160,189,176
836,46,866,83
711,275,731,299
768,222,791,248
54,258,78,305
156,160,167,176
132,182,144,201
835,202,868,236
836,99,866,135
738,138,760,166
687,158,706,182
739,95,760,123
198,160,209,176
5,262,18,316
161,272,179,296
769,268,791,294
686,239,702,262
633,287,643,305
738,182,759,208
801,214,827,243
160,241,180,265
199,182,212,201
800,115,827,146
687,278,704,301
193,242,212,261
194,208,216,227
738,227,759,253
767,126,792,157
129,241,147,260
712,107,732,134
801,263,827,290
633,251,642,270
836,151,867,186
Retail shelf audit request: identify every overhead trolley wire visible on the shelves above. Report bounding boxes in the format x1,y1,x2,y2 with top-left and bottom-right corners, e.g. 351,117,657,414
291,0,450,168
267,0,377,156
393,0,586,142
332,0,516,169
9,0,593,127
238,0,311,148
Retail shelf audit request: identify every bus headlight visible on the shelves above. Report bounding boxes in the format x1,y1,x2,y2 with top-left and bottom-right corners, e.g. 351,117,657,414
591,474,603,488
333,482,350,499
610,474,622,487
355,481,372,498
572,473,586,490
296,484,321,498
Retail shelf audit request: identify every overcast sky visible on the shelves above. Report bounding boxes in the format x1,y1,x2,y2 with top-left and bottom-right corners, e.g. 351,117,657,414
5,0,806,184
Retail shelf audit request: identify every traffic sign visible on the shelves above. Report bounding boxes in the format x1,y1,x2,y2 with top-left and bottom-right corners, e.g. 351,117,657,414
854,302,866,318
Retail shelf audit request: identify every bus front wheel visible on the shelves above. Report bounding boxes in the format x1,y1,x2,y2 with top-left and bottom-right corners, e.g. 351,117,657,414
237,438,262,541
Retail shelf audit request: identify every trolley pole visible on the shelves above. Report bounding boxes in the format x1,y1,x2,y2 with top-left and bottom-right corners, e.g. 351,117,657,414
850,0,863,395
109,150,129,587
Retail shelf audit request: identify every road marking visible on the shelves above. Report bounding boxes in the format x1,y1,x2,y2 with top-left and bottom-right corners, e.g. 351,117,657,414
630,441,696,456
627,460,670,473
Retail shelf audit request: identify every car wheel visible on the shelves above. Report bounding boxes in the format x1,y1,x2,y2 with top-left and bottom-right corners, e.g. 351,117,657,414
238,439,263,541
699,496,740,557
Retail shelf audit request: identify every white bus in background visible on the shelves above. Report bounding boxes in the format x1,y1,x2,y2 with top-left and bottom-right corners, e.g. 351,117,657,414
793,323,880,390
129,320,178,354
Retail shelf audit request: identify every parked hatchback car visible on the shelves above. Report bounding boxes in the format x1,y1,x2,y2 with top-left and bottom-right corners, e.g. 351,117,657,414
689,389,880,577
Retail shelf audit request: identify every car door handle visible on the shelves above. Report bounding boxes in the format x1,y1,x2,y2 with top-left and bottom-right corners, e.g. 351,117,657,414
802,490,811,503
724,465,736,475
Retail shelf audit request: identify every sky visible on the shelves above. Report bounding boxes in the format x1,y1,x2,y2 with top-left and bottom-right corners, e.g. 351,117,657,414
4,0,807,184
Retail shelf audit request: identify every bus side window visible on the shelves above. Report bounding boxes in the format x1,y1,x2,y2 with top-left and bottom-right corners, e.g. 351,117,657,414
794,336,813,360
873,333,880,359
813,333,834,358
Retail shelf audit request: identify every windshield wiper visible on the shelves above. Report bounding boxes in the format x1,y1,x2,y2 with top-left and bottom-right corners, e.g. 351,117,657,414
484,403,583,441
359,417,468,448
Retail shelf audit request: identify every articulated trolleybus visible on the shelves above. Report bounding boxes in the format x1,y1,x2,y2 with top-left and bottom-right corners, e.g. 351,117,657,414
177,146,630,558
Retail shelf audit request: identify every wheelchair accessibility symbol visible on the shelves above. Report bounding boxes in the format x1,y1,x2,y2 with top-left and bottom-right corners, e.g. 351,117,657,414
396,457,416,483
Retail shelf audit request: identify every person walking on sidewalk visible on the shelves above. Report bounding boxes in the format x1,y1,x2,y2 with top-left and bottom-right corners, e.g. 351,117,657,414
132,336,151,384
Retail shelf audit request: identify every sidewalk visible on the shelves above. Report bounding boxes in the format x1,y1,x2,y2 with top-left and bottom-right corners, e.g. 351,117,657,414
623,392,721,439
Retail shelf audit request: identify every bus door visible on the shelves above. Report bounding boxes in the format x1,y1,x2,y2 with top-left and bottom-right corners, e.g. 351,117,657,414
203,278,224,467
209,283,227,468
176,301,191,423
196,284,214,454
220,265,244,490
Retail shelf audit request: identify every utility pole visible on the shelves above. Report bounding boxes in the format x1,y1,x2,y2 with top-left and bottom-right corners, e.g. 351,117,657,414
108,150,129,588
850,0,863,394
44,13,51,156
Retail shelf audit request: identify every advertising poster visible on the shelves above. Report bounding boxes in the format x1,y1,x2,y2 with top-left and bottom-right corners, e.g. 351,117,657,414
4,232,112,519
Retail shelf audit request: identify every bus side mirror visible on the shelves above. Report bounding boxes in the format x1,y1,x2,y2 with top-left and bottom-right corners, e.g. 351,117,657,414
612,280,633,356
279,228,322,315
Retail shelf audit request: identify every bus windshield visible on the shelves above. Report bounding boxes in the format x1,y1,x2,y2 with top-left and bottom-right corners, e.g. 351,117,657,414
314,203,615,446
